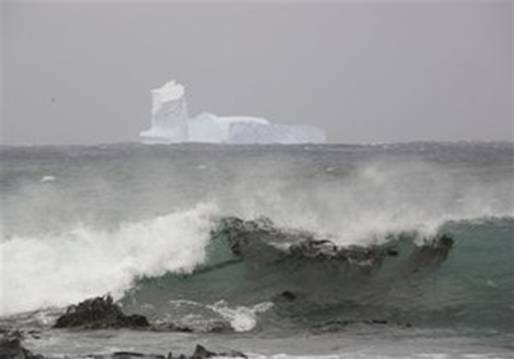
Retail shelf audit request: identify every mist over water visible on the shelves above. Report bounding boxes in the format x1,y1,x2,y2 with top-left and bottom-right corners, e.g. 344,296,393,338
0,142,513,337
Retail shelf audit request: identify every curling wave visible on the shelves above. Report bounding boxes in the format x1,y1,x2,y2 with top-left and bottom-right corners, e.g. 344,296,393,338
121,215,514,333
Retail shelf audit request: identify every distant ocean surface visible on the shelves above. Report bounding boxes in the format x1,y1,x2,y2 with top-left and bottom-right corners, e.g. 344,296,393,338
1,142,513,358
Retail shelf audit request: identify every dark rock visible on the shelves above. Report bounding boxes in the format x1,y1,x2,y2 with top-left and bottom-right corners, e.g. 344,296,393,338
0,332,45,359
112,352,164,359
159,319,231,334
165,323,193,333
191,345,215,359
1,332,248,359
277,290,296,301
112,352,146,357
369,319,388,325
225,351,247,358
191,345,247,359
53,295,149,329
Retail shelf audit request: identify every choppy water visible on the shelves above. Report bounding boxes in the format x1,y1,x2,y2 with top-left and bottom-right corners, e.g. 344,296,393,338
1,142,513,357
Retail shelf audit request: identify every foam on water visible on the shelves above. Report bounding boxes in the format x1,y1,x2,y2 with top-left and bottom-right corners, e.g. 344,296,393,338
40,175,56,183
0,203,217,315
208,300,274,332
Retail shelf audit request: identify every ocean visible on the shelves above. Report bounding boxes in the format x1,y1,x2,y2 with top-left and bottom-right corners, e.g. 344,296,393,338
1,142,513,358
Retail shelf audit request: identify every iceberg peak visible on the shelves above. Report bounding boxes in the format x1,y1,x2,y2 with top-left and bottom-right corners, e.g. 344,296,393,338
151,80,185,106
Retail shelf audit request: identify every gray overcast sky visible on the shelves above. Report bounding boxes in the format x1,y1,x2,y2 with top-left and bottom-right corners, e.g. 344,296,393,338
1,1,512,145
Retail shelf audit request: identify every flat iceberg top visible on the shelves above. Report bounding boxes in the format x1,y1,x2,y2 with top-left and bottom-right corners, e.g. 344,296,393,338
219,116,270,125
151,80,185,103
197,113,270,126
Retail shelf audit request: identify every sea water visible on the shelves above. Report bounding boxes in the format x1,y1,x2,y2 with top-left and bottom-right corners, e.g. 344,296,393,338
1,142,513,358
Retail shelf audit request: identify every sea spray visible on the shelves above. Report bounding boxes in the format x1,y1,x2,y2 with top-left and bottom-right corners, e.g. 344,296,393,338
0,203,217,315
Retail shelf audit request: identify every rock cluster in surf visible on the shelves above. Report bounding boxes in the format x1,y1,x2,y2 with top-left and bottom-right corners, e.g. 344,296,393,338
0,331,247,359
53,295,149,329
0,331,44,359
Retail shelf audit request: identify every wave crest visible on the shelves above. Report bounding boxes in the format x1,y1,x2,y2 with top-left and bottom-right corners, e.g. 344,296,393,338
0,203,217,316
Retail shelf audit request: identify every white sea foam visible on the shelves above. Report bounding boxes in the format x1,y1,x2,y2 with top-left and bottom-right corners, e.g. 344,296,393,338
0,203,217,316
208,300,273,332
40,175,56,182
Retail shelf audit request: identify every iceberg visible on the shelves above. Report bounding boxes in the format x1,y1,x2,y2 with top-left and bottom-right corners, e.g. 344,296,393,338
139,80,189,143
139,80,326,144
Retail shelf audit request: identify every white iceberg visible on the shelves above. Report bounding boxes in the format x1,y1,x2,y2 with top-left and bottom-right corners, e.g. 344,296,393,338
139,80,189,143
139,80,326,144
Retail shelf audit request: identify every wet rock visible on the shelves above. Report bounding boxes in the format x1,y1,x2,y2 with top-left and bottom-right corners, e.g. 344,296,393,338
0,332,45,359
190,345,246,359
150,314,232,334
367,319,388,325
104,346,247,359
53,295,149,329
165,320,229,334
276,290,296,301
190,345,215,359
1,330,248,359
112,352,164,359
112,352,146,358
165,323,193,333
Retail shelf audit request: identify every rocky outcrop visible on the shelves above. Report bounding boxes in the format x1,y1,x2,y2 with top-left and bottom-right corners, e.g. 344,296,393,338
0,331,247,359
53,296,236,334
53,295,149,329
161,320,230,334
190,345,246,359
108,345,246,359
0,331,44,359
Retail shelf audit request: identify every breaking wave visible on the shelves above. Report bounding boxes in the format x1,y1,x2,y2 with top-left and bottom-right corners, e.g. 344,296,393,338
0,203,217,315
1,143,513,334
1,210,513,333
